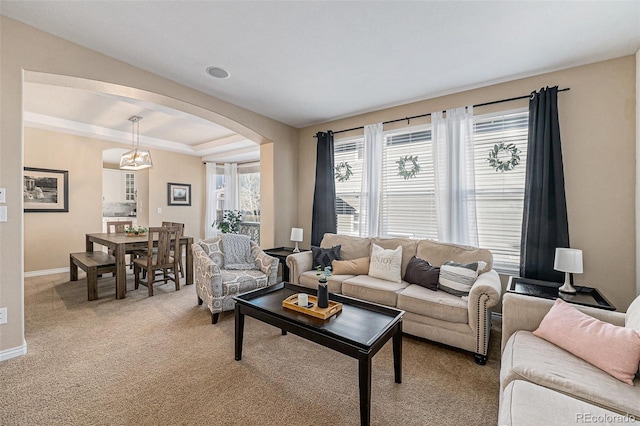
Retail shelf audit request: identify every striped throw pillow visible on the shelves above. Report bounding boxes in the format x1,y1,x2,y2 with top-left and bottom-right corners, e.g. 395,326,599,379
438,261,487,297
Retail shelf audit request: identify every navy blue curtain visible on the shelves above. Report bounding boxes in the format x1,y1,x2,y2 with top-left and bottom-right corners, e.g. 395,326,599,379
311,131,337,247
520,86,569,282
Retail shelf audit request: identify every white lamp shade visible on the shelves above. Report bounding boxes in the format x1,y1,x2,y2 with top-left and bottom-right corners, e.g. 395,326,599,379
290,228,303,242
553,248,583,274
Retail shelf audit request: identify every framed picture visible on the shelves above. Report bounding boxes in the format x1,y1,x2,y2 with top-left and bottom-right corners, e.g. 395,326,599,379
167,182,191,206
24,167,69,213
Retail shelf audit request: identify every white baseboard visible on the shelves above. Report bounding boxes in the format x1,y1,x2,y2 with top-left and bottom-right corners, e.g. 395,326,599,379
0,340,27,362
24,267,69,278
24,252,187,278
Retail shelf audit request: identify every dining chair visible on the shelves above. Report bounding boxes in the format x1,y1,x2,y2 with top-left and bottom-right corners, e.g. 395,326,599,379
134,221,185,279
106,220,133,234
106,220,136,268
133,226,181,296
163,221,185,278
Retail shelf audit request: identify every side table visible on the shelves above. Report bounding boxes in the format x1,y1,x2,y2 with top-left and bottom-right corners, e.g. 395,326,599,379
264,247,309,282
507,276,616,311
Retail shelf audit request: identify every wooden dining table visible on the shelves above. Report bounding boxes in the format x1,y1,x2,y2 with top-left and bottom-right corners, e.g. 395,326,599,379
86,232,194,299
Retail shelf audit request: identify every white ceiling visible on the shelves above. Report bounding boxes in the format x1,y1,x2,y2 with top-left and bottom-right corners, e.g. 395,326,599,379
3,1,640,159
23,82,261,163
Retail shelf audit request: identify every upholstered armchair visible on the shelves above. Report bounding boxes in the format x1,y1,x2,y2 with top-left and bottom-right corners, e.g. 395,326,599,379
192,236,279,324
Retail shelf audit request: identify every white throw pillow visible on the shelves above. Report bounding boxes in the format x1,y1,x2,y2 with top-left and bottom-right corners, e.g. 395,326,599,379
369,244,403,283
626,295,640,373
626,295,640,331
438,260,487,297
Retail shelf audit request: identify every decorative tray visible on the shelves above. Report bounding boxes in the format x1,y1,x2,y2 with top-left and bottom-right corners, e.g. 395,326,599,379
282,293,343,320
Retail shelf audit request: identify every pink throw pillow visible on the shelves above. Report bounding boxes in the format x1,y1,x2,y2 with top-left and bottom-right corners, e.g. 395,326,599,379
533,298,640,385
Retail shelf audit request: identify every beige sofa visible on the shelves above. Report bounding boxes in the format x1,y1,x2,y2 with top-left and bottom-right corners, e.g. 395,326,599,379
499,293,640,425
286,233,502,364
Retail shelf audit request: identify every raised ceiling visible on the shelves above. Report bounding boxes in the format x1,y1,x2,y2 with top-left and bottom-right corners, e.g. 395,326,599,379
3,1,640,159
23,82,261,164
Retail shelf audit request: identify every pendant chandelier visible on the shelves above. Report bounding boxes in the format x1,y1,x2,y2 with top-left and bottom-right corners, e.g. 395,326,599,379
119,115,153,170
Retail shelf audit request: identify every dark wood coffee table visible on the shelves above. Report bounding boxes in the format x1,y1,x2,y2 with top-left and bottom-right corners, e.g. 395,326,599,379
233,282,404,426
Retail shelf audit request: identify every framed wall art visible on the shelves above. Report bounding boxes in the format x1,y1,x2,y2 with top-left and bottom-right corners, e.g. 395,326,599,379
24,167,69,213
167,182,191,206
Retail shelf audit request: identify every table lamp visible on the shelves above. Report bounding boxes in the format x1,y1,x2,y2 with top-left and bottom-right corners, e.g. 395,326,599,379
290,228,303,253
554,247,583,294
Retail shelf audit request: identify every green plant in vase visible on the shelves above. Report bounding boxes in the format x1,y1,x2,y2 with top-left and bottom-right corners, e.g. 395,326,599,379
215,210,243,234
125,226,148,236
316,265,332,283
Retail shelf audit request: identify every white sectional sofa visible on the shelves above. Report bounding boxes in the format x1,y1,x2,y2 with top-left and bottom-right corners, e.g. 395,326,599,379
499,293,640,425
286,233,502,364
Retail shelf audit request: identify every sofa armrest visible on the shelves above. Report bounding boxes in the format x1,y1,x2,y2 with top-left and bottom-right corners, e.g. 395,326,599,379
467,269,502,356
286,251,313,284
469,269,502,311
253,248,279,285
501,292,626,354
192,243,223,298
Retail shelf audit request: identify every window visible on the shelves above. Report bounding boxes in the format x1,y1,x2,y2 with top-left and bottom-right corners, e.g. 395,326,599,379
214,164,225,224
333,108,528,273
238,163,260,222
214,163,260,221
473,109,528,272
380,127,437,239
214,163,261,243
334,137,365,236
238,163,261,243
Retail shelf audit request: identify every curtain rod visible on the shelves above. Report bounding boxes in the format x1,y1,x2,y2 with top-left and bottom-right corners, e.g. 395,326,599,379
318,87,570,136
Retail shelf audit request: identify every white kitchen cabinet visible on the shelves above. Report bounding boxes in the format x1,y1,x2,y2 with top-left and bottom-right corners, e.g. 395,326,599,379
102,169,120,202
102,169,136,202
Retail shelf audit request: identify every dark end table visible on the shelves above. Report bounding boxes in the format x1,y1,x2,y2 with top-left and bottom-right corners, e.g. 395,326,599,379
507,276,616,311
264,247,309,282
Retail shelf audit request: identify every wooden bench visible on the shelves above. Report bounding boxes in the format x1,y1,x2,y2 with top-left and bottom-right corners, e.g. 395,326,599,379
70,252,117,301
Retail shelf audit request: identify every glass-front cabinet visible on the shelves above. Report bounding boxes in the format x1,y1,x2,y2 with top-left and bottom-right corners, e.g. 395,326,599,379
124,172,136,201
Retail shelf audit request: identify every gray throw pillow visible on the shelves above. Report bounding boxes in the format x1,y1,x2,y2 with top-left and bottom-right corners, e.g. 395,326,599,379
404,256,439,291
438,260,486,297
311,245,341,269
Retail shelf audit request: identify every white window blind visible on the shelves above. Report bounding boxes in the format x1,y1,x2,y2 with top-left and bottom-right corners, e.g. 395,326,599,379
473,109,528,273
334,137,365,236
380,127,438,239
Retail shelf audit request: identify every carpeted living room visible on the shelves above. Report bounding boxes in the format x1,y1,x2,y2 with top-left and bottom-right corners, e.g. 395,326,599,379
4,271,501,425
1,2,640,426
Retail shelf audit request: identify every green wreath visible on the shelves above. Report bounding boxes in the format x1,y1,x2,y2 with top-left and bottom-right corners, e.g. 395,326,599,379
397,155,420,180
487,142,520,172
334,161,353,182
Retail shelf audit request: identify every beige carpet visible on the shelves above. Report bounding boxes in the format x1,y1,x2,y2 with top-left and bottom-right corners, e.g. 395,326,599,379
1,271,501,425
